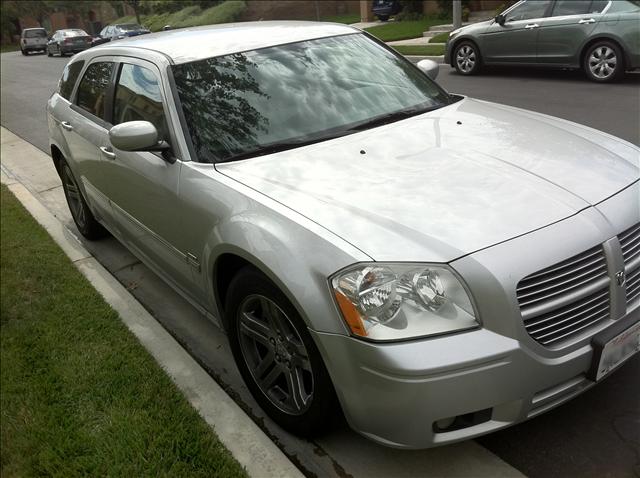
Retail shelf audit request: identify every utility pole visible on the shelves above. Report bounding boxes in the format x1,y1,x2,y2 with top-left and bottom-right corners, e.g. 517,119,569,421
453,0,462,29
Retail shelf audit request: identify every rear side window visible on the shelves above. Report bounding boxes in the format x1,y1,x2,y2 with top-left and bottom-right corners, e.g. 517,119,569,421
113,63,167,140
590,1,610,13
552,0,592,15
58,60,85,101
76,62,114,119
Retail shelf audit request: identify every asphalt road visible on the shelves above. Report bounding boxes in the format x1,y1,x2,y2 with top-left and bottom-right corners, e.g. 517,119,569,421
1,50,639,478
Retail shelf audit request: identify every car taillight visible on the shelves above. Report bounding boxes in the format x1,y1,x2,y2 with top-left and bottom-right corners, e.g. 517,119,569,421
64,38,72,44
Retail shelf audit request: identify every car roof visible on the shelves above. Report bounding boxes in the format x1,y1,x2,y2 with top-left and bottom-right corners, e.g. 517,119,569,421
105,21,358,64
22,28,46,32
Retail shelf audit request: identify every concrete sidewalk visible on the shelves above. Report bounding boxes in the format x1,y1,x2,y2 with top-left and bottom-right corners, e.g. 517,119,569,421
0,125,524,478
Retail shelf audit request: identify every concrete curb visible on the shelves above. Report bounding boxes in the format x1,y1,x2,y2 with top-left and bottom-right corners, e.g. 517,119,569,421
405,55,445,63
0,157,303,478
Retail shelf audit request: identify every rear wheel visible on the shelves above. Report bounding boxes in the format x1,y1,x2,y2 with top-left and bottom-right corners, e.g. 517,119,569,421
20,48,27,56
584,41,624,83
453,41,481,75
59,159,107,240
225,267,340,437
377,14,389,21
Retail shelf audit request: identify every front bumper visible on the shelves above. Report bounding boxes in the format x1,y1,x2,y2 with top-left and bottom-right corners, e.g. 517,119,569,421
313,307,638,449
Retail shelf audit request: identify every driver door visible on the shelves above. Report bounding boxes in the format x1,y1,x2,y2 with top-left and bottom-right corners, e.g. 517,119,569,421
482,0,552,64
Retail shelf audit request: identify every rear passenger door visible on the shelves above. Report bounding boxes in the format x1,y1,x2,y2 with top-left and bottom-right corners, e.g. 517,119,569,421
63,58,117,223
536,0,609,65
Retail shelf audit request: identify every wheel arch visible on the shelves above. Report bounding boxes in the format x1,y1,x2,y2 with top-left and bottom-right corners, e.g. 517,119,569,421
50,143,64,178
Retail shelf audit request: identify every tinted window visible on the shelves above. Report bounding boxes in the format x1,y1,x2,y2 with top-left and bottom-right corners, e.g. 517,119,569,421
505,0,551,21
114,63,167,140
552,0,591,15
590,0,610,12
100,26,109,36
119,24,144,31
76,62,113,119
58,60,85,101
173,34,451,163
24,29,46,38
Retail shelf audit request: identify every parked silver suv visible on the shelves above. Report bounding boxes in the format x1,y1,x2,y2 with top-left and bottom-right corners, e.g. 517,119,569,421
47,22,639,449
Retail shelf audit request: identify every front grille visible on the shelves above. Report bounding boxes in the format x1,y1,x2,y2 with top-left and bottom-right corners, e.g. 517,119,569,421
517,245,610,346
620,223,640,304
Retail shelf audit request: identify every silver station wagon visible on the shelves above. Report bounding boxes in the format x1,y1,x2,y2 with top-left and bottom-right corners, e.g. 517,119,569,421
47,22,640,449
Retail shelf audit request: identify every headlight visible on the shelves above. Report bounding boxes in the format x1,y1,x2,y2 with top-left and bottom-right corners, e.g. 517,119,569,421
331,263,478,341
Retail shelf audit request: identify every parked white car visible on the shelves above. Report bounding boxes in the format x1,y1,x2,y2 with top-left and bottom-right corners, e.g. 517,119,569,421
20,27,48,55
47,22,640,449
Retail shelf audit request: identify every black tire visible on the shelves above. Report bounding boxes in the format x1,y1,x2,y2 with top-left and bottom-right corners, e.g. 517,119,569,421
225,267,340,437
377,14,389,21
453,40,481,75
583,41,624,83
20,48,27,56
59,158,107,240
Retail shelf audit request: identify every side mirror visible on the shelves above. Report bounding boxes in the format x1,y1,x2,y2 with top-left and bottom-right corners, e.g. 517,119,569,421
416,59,439,80
109,121,169,152
495,14,505,25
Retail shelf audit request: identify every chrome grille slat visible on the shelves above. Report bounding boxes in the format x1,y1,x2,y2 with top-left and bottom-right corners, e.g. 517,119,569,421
525,291,608,329
522,248,601,282
619,222,640,307
517,245,609,347
516,255,606,294
538,310,610,345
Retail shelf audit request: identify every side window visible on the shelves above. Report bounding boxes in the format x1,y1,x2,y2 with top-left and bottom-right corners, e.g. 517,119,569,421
58,60,85,101
76,62,114,119
552,0,592,16
506,0,551,21
590,1,609,13
113,63,168,140
100,27,108,37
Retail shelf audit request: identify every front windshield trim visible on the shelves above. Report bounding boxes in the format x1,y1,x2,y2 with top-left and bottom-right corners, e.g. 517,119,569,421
171,32,455,164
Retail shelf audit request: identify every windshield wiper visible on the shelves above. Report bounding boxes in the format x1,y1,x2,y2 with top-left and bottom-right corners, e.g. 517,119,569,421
220,130,355,163
348,104,443,132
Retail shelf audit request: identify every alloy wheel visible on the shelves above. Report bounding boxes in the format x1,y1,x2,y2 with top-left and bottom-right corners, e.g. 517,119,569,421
62,165,87,229
456,45,476,73
588,46,617,80
237,294,314,415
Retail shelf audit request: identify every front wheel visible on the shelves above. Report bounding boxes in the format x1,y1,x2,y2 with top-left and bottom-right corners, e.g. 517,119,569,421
20,48,27,56
453,41,481,75
584,41,624,83
59,159,107,240
377,14,389,21
225,267,340,437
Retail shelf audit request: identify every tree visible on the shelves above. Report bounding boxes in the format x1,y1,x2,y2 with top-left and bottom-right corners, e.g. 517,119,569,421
124,0,142,24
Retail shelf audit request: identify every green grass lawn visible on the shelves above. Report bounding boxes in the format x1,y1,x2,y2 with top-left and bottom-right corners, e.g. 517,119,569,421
429,32,449,43
321,13,360,24
0,184,246,477
0,44,20,53
364,18,448,42
393,44,445,56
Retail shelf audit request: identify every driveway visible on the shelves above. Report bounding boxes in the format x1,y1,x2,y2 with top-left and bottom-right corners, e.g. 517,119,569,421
1,50,639,478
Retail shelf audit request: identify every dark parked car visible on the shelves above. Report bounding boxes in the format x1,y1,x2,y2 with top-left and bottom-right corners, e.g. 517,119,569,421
91,23,151,46
445,0,640,82
47,29,92,57
20,27,48,55
372,0,402,21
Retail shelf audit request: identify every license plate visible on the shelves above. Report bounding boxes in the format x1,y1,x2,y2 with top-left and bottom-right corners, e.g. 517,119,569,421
590,319,640,381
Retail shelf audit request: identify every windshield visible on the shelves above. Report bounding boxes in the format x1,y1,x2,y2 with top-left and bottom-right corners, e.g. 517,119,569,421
24,29,46,38
119,24,145,31
172,33,451,163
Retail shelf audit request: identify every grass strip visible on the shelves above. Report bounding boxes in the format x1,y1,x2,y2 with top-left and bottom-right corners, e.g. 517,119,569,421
0,184,247,477
393,44,445,56
429,32,450,43
364,18,448,42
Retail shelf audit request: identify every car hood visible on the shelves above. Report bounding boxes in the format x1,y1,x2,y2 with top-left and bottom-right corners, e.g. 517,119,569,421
217,98,639,262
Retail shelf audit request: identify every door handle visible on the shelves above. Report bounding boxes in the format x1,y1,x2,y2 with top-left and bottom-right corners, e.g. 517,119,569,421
60,121,73,131
99,146,116,160
524,23,539,29
579,18,596,24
